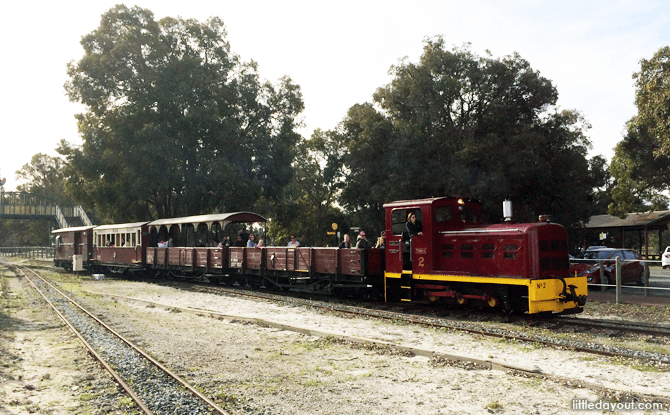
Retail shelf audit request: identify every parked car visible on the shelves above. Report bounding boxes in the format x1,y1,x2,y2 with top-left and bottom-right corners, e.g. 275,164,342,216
662,246,670,269
570,248,645,289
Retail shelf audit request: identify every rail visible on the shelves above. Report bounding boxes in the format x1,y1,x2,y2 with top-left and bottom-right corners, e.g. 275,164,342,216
54,205,69,228
74,205,93,226
0,246,54,259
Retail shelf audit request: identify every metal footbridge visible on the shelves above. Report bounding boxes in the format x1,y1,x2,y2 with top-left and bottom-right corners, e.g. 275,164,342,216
0,191,92,228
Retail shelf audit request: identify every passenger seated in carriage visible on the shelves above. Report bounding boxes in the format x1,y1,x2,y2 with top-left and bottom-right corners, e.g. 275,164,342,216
356,231,370,249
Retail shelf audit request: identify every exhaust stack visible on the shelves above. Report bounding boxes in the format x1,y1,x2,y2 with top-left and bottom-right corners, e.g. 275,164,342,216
503,199,513,222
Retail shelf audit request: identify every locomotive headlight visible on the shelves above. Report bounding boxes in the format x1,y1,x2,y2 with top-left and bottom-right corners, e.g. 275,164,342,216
458,198,465,205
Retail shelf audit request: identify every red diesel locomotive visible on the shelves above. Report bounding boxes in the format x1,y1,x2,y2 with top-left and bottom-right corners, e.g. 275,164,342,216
53,197,587,314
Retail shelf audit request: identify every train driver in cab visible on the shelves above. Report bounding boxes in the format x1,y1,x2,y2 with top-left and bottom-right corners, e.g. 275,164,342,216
406,212,423,237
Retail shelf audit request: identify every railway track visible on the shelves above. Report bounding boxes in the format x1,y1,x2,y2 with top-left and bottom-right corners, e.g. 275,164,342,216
151,279,670,364
8,264,670,407
557,315,670,337
11,265,230,415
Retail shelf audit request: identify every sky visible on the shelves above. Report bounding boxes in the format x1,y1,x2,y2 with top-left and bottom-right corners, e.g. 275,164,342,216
1,0,668,191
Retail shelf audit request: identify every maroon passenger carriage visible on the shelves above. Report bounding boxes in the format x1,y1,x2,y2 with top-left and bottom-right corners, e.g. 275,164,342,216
53,225,95,270
145,212,265,282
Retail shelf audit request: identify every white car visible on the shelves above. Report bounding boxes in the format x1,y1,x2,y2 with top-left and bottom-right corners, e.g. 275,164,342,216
663,246,670,269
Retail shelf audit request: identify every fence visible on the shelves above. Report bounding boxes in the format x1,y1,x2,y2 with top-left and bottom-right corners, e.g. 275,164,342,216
570,257,670,303
0,247,54,259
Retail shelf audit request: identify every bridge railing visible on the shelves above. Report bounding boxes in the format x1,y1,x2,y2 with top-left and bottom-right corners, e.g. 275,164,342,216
74,205,93,226
54,205,69,228
0,247,54,259
0,191,93,228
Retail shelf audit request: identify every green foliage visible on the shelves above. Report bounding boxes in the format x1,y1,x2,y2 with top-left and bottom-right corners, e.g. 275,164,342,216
609,45,670,218
0,152,74,246
0,219,52,246
609,118,670,217
634,46,670,155
62,5,303,223
264,129,348,246
337,38,605,229
15,152,73,206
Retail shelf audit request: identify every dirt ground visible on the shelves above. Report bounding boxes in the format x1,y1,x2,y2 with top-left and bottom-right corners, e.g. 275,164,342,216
2,264,669,414
0,268,137,415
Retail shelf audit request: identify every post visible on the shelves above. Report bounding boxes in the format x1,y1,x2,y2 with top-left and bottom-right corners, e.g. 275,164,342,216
615,255,622,304
599,260,605,292
643,261,649,297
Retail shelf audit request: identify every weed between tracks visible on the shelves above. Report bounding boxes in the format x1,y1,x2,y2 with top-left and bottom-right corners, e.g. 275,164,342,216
585,301,670,323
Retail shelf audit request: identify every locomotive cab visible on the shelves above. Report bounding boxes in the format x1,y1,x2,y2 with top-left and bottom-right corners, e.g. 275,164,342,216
384,197,480,277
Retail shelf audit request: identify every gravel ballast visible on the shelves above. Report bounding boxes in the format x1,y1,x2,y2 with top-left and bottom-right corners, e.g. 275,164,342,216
4,266,670,414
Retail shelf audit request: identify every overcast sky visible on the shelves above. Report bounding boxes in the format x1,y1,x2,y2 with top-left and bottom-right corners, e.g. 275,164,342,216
1,0,668,191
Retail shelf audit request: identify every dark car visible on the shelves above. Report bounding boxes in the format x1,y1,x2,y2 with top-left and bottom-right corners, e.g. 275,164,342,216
570,248,645,288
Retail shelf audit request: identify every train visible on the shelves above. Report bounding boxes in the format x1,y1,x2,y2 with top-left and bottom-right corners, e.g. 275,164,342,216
52,196,588,315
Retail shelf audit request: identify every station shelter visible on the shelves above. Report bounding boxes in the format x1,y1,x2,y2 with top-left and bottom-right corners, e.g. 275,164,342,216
583,210,670,260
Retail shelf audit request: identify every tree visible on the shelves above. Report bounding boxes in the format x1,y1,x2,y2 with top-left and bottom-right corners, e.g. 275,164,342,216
0,151,74,246
337,38,606,229
63,5,303,223
263,129,348,246
15,151,72,205
608,118,670,217
608,46,670,217
634,46,670,155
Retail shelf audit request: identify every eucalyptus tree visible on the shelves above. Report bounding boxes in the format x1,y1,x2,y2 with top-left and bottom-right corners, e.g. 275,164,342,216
607,46,670,217
263,129,349,246
337,38,605,229
608,118,670,217
634,46,670,155
62,5,303,222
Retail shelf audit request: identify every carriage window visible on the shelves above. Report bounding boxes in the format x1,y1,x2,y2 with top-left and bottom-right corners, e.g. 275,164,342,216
434,206,453,223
